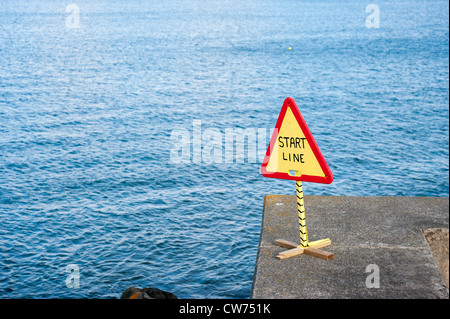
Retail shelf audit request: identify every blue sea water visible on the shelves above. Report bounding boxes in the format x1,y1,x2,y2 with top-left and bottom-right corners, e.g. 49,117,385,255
0,0,448,298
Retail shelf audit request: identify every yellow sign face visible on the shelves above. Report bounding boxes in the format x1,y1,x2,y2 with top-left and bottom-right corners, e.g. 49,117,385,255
261,98,333,183
266,107,324,177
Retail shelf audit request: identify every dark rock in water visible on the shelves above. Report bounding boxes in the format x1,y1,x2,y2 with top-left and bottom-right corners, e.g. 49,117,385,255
121,286,178,299
143,287,178,299
121,287,142,299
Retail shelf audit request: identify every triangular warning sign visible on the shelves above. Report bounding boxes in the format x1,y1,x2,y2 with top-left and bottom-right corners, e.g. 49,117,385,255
261,97,333,184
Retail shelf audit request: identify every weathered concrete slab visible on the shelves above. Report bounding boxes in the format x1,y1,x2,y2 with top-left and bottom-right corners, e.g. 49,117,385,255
251,195,449,299
424,228,449,287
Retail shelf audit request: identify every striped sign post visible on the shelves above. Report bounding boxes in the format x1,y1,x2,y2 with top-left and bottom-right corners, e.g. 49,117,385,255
261,97,334,260
296,181,309,248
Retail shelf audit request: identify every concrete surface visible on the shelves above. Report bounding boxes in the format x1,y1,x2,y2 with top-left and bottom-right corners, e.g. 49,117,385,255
251,195,449,299
423,228,449,287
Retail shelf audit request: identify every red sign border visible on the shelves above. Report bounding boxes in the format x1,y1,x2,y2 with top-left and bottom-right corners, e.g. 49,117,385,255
260,97,333,184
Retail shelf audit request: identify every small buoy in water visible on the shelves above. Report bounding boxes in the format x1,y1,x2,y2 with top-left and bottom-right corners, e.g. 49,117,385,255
288,47,292,51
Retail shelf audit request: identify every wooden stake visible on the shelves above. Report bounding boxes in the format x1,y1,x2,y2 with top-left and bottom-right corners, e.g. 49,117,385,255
304,247,334,260
277,247,304,260
274,238,333,260
274,239,298,249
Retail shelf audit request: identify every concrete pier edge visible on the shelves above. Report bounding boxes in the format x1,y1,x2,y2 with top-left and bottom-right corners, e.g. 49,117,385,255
251,195,449,299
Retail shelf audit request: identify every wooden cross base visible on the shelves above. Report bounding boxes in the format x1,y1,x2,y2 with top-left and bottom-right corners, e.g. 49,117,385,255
274,238,334,260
